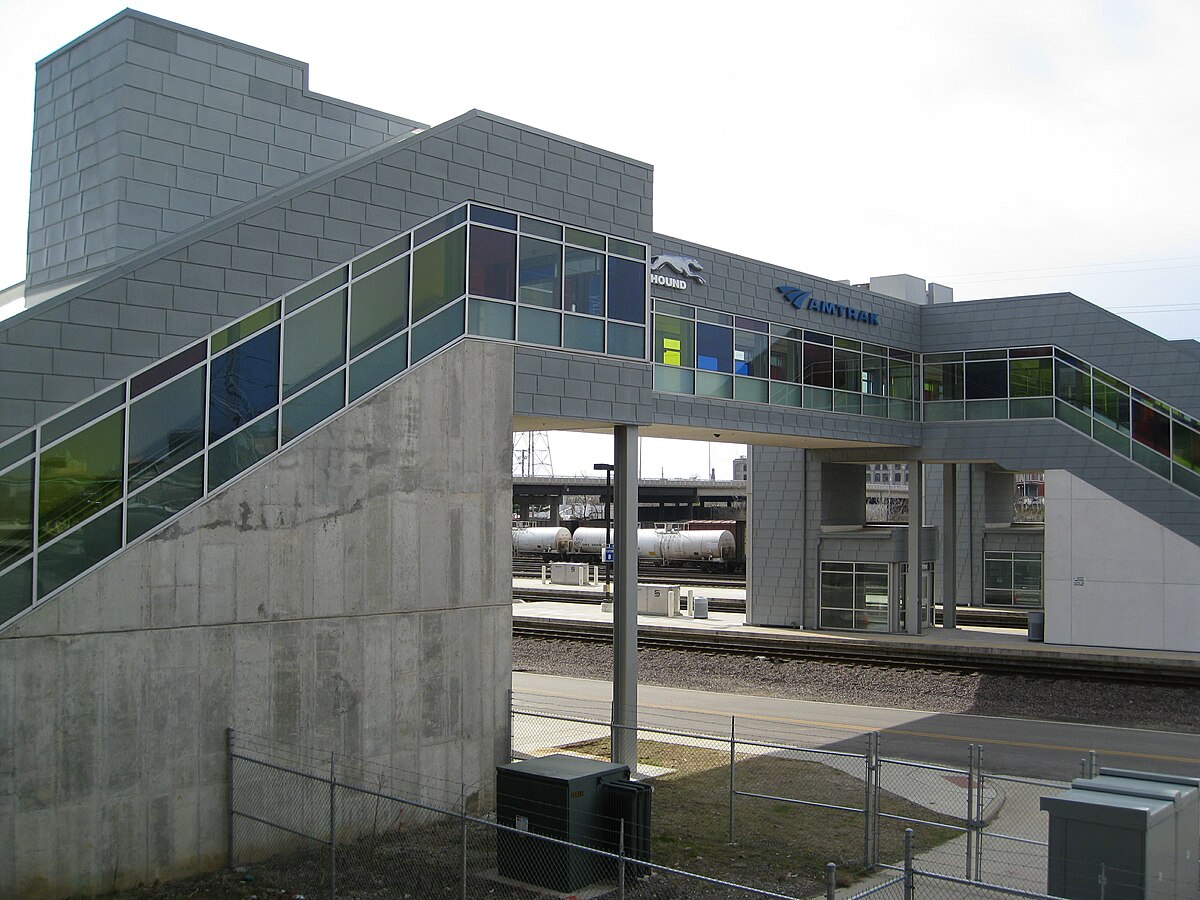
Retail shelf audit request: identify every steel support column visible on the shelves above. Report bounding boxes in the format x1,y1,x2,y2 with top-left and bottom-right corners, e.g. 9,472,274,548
612,425,639,769
906,462,923,635
942,463,957,629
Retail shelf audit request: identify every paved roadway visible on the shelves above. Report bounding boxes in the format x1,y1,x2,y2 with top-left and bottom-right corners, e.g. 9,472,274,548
513,672,1200,782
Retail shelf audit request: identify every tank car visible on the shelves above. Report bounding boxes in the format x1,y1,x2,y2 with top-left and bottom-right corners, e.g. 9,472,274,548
511,525,572,556
658,529,737,570
570,527,664,560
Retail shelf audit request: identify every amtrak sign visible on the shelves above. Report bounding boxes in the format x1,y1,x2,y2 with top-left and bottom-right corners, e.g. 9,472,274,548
650,253,706,290
778,285,880,326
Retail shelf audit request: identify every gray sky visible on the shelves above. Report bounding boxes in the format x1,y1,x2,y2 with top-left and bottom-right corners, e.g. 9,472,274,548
2,0,1198,477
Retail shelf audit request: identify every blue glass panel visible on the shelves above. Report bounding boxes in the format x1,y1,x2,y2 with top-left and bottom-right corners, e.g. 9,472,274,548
349,336,408,401
412,300,465,363
38,505,122,599
282,372,346,444
209,327,280,442
126,457,204,541
696,323,733,373
414,206,466,246
470,205,517,230
208,413,278,490
518,238,561,309
469,226,517,302
607,257,646,324
0,559,33,623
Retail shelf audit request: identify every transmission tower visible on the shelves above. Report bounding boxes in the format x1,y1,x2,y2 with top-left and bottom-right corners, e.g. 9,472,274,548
513,431,554,476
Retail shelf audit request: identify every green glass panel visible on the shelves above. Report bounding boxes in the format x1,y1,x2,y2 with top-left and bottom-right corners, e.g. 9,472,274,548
411,300,465,363
38,505,122,599
888,362,914,401
285,266,348,314
351,259,408,358
284,290,346,397
924,400,964,421
696,371,733,399
770,382,803,407
0,459,34,570
349,336,407,401
351,237,409,280
207,412,278,490
655,300,694,319
734,331,769,378
1132,442,1171,478
126,457,204,542
1093,374,1130,431
965,399,1008,420
42,385,125,445
608,237,645,260
282,372,346,445
519,217,562,240
1172,420,1200,473
734,377,768,404
0,559,33,623
1010,357,1052,397
1010,397,1053,418
518,308,561,347
211,303,280,353
468,298,515,340
1173,463,1200,498
563,315,604,353
1093,420,1130,456
39,411,125,543
654,365,694,395
518,237,562,309
1055,361,1091,410
923,362,964,402
862,395,889,418
654,315,695,367
607,322,645,359
804,386,832,411
128,368,205,491
411,227,466,323
564,227,605,250
0,432,35,472
1055,399,1091,434
889,400,914,420
834,390,861,415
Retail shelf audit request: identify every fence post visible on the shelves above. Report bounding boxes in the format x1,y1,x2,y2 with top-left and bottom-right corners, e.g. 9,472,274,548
864,732,879,868
1088,750,1098,779
329,754,336,900
226,728,235,869
1098,861,1107,899
903,827,915,900
727,716,736,844
966,744,976,881
975,745,985,881
825,862,837,900
617,817,626,900
460,783,468,900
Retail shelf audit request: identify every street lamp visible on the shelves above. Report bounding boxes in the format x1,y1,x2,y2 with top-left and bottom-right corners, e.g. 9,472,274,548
593,463,614,612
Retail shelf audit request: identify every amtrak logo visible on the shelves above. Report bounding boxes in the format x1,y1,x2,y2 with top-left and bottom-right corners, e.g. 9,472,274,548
650,253,706,290
777,285,880,326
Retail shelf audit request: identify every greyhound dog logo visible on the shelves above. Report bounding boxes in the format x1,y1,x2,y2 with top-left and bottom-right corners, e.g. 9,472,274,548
650,253,707,285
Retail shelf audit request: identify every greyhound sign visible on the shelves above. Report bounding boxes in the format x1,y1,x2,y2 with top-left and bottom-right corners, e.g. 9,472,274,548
650,253,706,290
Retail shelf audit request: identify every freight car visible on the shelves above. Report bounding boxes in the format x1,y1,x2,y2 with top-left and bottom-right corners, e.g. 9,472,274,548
511,525,572,556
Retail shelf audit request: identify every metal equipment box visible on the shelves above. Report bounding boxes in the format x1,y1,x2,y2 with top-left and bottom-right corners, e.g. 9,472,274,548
637,583,680,616
496,755,634,892
549,562,589,586
1041,787,1176,899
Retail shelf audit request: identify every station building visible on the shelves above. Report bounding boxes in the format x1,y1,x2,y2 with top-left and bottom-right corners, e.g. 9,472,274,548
2,9,1200,895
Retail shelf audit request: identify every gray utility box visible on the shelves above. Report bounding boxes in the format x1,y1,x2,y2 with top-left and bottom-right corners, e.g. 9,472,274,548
496,754,651,893
1087,769,1200,900
1041,787,1176,899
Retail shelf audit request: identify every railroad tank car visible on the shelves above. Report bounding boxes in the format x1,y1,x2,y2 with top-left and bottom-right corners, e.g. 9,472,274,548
512,525,572,555
570,527,664,560
659,529,737,566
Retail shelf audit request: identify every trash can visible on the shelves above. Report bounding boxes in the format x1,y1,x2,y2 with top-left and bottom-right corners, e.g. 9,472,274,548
1027,610,1044,642
693,595,709,619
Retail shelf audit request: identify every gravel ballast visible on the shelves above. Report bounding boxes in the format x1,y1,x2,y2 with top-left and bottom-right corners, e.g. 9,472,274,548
514,636,1200,734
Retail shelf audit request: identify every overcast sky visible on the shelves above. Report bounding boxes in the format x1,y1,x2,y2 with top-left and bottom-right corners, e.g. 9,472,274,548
1,1,1197,478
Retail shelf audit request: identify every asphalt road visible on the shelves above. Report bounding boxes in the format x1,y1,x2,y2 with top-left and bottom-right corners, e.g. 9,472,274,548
513,672,1200,782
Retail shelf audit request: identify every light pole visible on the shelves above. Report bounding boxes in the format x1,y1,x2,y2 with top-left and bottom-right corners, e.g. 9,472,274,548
593,463,614,612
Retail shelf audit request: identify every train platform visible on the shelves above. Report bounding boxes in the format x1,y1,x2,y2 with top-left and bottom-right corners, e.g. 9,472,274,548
511,578,1200,680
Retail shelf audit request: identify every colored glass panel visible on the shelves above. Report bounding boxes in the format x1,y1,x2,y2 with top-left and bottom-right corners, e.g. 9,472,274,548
207,412,278,490
965,360,1007,399
414,207,466,246
351,259,408,358
351,238,408,280
283,290,346,397
38,411,124,542
608,237,645,260
1132,399,1171,457
696,323,733,372
412,227,467,322
126,457,204,542
0,459,33,570
696,371,733,399
130,341,206,398
607,323,644,359
349,336,407,401
833,348,861,393
518,307,561,347
128,368,205,491
282,372,345,445
565,227,605,251
0,432,34,472
38,506,122,598
804,342,833,387
411,300,465,363
42,385,124,445
863,355,886,396
519,217,562,240
564,248,604,317
654,315,694,368
654,365,694,395
734,377,769,403
1009,357,1052,397
769,338,802,383
287,266,349,312
1173,420,1200,473
518,237,562,309
468,226,517,302
1055,361,1091,410
211,303,279,353
209,327,280,442
1093,375,1130,433
607,257,646,324
0,560,32,623
563,315,604,353
923,362,963,401
470,206,517,230
468,298,515,340
733,330,769,378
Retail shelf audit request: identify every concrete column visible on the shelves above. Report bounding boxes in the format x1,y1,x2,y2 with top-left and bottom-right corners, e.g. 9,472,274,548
612,425,639,769
941,463,957,629
549,495,561,526
906,462,923,635
518,501,530,521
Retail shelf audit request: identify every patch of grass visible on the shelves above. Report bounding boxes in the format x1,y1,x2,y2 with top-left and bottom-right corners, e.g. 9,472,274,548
563,737,961,895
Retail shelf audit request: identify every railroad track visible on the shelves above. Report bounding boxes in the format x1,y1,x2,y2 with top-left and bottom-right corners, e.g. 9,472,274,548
513,560,746,588
512,618,1200,687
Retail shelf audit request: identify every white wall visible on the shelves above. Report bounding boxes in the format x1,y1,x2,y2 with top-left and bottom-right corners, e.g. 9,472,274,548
1044,470,1200,651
